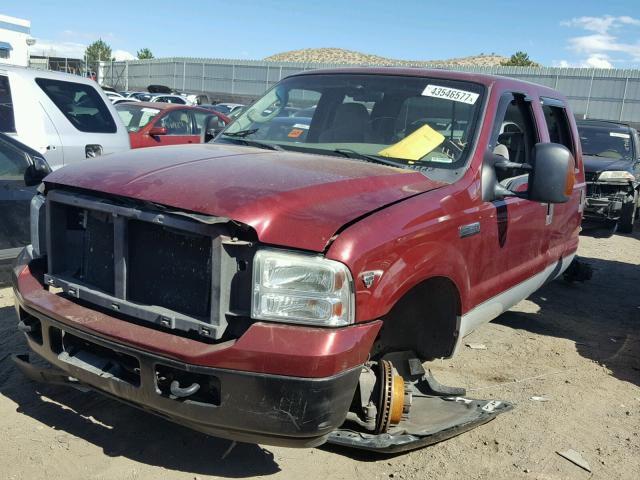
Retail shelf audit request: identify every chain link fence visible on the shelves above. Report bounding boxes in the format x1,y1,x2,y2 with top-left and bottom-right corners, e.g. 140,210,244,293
94,57,640,124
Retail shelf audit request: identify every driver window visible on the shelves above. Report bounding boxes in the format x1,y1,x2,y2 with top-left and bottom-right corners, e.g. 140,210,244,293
159,110,193,135
491,94,538,186
0,139,28,180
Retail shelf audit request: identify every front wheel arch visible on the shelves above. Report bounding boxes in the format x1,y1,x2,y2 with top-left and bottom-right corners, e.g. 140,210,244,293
370,276,461,361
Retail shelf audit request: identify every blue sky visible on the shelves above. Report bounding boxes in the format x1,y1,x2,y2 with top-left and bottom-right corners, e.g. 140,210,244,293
3,0,640,67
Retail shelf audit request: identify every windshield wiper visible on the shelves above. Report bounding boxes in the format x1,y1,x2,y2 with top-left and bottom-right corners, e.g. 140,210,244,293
221,136,284,151
223,128,259,138
332,148,405,168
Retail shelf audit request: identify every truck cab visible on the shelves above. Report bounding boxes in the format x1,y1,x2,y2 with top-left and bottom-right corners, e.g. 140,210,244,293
11,68,583,452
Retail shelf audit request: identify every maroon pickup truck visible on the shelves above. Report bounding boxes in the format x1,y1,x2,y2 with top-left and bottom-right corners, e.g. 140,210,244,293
11,68,584,453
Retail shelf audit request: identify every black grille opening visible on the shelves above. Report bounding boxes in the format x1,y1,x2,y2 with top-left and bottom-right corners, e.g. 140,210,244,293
127,220,212,319
50,327,141,387
50,205,115,294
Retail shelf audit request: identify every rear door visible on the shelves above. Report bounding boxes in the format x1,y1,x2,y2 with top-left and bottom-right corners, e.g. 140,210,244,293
539,97,583,263
0,136,34,259
34,77,130,164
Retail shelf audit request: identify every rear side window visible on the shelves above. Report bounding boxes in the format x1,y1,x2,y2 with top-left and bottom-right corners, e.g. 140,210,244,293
0,75,16,133
35,78,117,133
542,104,574,155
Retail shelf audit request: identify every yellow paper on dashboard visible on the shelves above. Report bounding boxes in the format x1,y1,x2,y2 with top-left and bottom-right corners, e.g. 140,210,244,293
378,124,445,161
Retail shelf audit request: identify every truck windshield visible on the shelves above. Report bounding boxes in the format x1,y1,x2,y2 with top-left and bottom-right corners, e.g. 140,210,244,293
578,124,635,161
217,74,484,171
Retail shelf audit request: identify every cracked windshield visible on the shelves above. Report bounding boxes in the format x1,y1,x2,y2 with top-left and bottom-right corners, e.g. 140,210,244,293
219,74,484,171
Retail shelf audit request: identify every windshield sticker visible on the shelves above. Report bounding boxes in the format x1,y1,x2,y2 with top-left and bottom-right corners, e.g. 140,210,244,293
378,123,445,161
141,108,160,113
610,132,630,139
429,156,454,163
288,128,305,138
293,123,310,130
422,85,479,105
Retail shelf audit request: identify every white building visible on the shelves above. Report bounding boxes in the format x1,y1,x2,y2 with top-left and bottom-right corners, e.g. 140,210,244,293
0,14,34,67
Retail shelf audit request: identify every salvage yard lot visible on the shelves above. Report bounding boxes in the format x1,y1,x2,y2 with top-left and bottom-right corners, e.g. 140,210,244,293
0,230,638,480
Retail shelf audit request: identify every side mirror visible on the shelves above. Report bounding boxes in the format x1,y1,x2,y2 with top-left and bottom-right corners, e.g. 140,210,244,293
24,154,51,187
148,126,167,136
200,115,225,143
481,143,574,204
528,143,574,204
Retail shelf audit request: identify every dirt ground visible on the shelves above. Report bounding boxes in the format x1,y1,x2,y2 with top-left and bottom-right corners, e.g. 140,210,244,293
0,227,638,480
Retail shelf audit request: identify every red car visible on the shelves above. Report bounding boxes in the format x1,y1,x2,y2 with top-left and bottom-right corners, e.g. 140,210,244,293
115,102,229,149
13,68,583,454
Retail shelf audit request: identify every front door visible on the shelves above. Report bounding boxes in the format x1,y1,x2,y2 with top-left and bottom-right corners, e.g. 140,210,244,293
470,92,551,312
150,109,199,146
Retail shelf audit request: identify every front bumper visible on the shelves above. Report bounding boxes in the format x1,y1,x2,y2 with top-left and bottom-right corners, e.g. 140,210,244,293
11,250,379,447
583,181,632,220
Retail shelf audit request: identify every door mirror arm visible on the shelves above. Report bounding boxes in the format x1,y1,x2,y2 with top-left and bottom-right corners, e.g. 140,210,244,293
482,151,528,202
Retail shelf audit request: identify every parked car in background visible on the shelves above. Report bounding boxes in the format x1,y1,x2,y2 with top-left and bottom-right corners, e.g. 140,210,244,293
111,97,141,105
201,102,244,116
0,65,130,169
13,68,583,453
185,93,209,105
577,119,640,232
0,133,50,264
105,91,125,103
116,102,229,148
127,92,154,101
149,94,188,105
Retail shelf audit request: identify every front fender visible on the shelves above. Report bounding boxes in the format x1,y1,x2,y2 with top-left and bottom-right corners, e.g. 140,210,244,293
326,189,473,322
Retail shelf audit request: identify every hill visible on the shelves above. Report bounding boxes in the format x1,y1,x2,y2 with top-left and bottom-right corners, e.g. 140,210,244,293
264,48,509,66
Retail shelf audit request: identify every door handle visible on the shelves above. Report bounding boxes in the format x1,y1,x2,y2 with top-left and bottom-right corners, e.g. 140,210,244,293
545,203,554,225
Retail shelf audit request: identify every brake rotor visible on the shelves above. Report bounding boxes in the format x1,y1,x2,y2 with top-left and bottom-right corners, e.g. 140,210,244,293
375,360,406,433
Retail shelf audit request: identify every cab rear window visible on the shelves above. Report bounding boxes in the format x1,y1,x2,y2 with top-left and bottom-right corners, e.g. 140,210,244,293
35,78,117,134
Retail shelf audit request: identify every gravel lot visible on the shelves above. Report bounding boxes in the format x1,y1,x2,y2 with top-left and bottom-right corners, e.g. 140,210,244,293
0,227,638,480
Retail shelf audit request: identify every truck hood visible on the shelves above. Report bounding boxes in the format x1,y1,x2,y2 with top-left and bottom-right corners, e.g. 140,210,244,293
583,155,634,174
45,144,446,251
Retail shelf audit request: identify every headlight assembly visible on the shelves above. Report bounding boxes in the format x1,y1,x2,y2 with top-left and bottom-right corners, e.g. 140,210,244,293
252,249,354,326
597,171,635,182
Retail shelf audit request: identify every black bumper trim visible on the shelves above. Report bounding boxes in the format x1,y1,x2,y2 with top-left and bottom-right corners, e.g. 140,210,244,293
12,300,361,448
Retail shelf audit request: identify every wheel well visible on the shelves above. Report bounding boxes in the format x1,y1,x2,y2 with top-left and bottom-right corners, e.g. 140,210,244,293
371,277,461,361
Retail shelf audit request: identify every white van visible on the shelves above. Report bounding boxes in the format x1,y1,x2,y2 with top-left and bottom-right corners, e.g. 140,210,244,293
0,65,130,168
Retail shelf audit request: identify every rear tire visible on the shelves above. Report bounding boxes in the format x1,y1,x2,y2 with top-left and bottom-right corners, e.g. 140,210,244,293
618,191,637,234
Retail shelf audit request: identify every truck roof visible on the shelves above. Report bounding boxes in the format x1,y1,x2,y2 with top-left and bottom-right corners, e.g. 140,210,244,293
292,67,568,101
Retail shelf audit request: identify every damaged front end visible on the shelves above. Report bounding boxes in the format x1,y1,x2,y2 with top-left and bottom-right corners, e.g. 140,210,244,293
15,187,512,453
583,171,635,221
328,352,512,454
36,188,258,342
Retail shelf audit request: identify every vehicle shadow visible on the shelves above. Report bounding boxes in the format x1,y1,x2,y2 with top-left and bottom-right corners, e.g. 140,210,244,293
579,221,618,238
494,245,640,388
0,308,280,478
